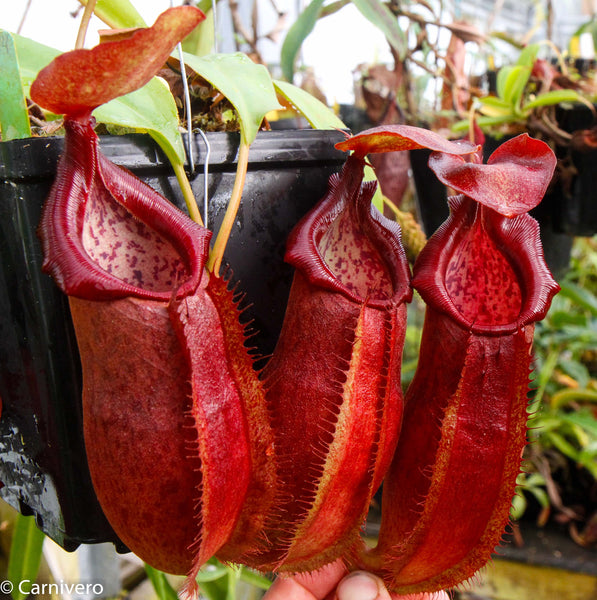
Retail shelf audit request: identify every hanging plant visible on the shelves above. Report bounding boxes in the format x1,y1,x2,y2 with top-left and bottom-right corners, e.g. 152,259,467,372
28,6,560,600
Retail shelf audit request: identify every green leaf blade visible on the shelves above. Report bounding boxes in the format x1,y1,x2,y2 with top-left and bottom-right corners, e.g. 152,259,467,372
12,34,60,100
144,564,179,600
559,280,597,316
0,31,31,140
478,95,517,116
274,80,345,129
84,0,147,29
7,514,45,600
522,89,582,112
516,42,541,68
501,64,531,108
351,0,406,59
280,0,326,82
183,52,281,144
182,10,215,57
93,76,185,164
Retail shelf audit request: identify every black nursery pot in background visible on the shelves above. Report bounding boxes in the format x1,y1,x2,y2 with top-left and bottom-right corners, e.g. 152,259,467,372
0,129,346,551
553,102,597,237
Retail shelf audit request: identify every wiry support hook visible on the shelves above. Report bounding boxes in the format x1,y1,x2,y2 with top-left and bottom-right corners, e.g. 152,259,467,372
177,42,195,175
196,129,211,229
171,0,195,175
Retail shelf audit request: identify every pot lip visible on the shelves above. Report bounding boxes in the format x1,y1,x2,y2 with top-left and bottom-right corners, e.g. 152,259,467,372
0,128,349,180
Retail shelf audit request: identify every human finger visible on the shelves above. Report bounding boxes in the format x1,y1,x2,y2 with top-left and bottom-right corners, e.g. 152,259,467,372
262,560,348,600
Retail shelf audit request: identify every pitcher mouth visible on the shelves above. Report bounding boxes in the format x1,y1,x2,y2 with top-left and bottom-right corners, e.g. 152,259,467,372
39,119,210,304
284,154,412,310
412,195,559,336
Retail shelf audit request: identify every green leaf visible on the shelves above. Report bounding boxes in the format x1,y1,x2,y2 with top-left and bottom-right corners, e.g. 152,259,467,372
364,164,384,213
496,65,515,100
559,280,597,316
239,567,273,591
84,0,147,29
478,95,517,116
274,80,345,129
144,565,179,600
321,0,351,17
13,35,185,165
510,491,527,520
183,52,281,145
476,114,522,129
516,42,540,68
94,76,185,164
561,410,597,439
544,431,580,462
193,558,232,600
522,89,581,112
559,357,592,389
548,310,587,328
0,31,31,140
527,485,550,509
7,514,45,600
195,564,229,583
501,64,531,108
182,9,215,57
351,0,406,59
12,34,60,96
280,0,326,82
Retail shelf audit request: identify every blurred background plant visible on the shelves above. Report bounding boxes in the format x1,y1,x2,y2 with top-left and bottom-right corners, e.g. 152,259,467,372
522,238,597,549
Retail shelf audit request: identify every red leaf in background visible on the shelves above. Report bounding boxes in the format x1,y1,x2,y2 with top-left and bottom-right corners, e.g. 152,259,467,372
30,6,204,119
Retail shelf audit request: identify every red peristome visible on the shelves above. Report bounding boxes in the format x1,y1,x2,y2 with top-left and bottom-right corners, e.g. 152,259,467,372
335,124,479,159
30,6,204,119
357,195,559,594
428,134,557,217
412,196,560,334
285,154,411,307
39,119,208,302
241,155,411,572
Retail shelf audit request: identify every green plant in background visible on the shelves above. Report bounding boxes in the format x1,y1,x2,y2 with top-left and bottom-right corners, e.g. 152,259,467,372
571,13,597,56
278,0,490,127
519,238,597,542
0,31,31,140
146,559,271,600
7,514,45,600
453,42,583,136
280,0,407,84
511,472,550,524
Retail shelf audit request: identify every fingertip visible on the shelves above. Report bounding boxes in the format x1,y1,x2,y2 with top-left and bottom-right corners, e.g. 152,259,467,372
336,571,392,600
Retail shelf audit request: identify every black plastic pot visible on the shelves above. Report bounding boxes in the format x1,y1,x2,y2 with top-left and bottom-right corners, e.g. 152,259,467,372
0,129,347,551
553,103,597,237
